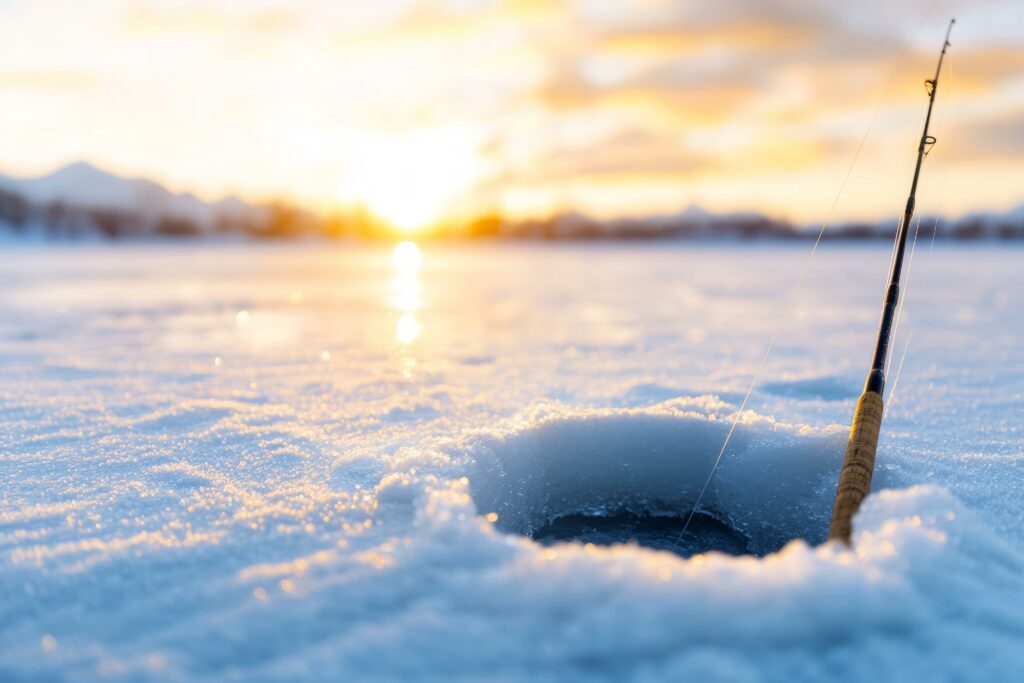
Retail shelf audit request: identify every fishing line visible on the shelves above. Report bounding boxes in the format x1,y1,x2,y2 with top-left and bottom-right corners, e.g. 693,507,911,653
886,47,959,409
886,82,951,384
884,217,923,405
885,14,957,383
670,8,940,549
928,46,974,497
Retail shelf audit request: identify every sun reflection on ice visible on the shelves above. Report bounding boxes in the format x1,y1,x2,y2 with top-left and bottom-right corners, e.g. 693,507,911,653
391,241,422,272
390,241,422,347
389,241,425,379
395,314,421,345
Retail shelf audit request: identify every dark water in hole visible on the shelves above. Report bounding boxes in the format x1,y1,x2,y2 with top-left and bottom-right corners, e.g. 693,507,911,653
532,511,754,558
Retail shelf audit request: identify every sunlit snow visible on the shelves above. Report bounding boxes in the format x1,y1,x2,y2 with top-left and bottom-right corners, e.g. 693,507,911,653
1,242,1021,680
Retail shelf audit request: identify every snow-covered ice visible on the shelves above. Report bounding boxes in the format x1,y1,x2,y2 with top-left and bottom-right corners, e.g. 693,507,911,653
1,242,1022,681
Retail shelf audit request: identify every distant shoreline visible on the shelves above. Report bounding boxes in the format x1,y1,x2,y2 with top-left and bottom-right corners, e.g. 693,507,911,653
3,163,1022,243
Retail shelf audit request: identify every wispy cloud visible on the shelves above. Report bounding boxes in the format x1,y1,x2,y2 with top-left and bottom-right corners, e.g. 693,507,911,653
0,0,1020,224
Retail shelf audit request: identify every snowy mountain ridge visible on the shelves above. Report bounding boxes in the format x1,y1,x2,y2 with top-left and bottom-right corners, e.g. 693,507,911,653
0,161,270,237
0,161,258,232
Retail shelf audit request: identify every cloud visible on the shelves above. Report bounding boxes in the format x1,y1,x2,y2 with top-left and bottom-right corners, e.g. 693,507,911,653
537,61,765,126
120,4,304,36
526,127,715,181
0,68,98,90
953,109,1024,160
0,0,1020,222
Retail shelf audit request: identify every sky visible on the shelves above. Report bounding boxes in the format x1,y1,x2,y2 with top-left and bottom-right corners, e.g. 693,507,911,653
0,0,1022,229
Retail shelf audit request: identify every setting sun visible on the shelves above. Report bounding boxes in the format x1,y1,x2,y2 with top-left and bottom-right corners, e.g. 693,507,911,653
338,128,486,232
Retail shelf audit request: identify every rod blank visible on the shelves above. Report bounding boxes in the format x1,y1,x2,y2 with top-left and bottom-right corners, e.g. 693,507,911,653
827,19,954,545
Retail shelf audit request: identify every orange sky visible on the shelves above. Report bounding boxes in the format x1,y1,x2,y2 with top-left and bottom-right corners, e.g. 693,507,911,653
0,0,1022,229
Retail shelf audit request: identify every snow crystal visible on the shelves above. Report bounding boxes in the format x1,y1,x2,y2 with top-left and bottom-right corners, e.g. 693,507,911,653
1,242,1021,681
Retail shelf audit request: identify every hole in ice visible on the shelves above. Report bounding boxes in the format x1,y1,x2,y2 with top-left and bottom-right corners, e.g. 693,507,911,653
463,399,845,557
531,510,753,558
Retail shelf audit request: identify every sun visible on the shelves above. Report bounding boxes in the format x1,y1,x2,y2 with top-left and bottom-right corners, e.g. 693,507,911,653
338,127,484,232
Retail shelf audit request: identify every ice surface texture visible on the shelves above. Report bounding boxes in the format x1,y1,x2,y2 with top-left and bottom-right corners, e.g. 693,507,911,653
1,243,1022,681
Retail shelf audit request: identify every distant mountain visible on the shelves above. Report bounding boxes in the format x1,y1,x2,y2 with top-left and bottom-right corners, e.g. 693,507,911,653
505,204,799,241
946,203,1024,239
0,161,258,230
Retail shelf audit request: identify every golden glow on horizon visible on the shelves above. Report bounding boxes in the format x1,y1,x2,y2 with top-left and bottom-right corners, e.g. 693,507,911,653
338,128,486,232
0,1,1021,223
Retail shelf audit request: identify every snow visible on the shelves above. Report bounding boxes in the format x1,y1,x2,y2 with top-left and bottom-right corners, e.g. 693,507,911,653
0,242,1021,681
463,399,847,555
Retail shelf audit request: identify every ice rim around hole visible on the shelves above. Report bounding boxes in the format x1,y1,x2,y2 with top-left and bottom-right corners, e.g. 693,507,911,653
450,396,856,556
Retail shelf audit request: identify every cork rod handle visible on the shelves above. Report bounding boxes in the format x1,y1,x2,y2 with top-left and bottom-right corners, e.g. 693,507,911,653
828,390,884,544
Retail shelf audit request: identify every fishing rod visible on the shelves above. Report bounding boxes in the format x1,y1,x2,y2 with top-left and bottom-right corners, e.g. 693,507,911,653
828,18,955,545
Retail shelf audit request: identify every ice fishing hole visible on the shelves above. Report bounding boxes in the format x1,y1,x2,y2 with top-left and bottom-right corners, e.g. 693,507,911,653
465,403,843,558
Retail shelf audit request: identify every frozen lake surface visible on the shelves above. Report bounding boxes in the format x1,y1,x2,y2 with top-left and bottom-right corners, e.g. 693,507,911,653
1,242,1022,681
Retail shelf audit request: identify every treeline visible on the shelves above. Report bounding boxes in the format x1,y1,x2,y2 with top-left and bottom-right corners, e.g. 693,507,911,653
0,188,391,240
2,185,1023,241
463,212,1024,241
